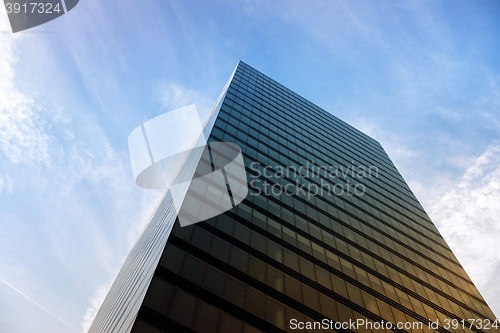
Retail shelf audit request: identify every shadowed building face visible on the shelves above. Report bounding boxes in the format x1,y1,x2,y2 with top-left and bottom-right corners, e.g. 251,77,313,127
89,61,499,333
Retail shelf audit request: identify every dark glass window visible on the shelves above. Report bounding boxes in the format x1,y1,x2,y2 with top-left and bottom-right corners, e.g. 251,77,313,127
234,222,251,245
130,318,162,333
159,244,186,274
248,256,266,283
245,286,265,319
168,288,198,328
283,248,299,272
266,297,284,329
284,274,302,303
210,237,230,263
202,265,226,297
193,300,220,333
191,226,213,252
285,306,305,333
142,277,175,315
181,254,206,286
319,294,338,321
219,312,243,333
224,276,245,308
230,246,249,272
302,284,320,312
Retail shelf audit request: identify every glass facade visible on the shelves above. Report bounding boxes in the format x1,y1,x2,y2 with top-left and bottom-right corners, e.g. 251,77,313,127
97,61,499,333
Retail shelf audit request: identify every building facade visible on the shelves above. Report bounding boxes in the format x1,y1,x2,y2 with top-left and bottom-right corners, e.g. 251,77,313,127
89,61,498,333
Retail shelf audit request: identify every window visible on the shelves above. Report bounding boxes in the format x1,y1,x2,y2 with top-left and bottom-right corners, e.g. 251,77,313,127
168,288,198,328
181,254,206,286
284,274,302,303
250,231,266,254
193,300,220,333
159,244,186,274
229,246,248,272
302,284,320,312
210,237,231,263
245,286,265,319
202,265,226,297
219,312,242,333
267,240,283,263
142,277,175,315
224,276,245,308
285,306,305,333
330,274,349,299
315,266,331,290
191,227,212,253
234,222,251,245
298,257,315,281
266,297,285,329
130,318,162,333
283,248,299,272
266,265,283,292
248,256,266,282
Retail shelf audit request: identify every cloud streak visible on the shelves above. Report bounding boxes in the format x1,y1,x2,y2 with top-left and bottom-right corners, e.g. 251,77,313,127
157,82,214,122
0,22,51,166
80,283,111,333
0,277,79,332
429,142,500,317
0,10,163,333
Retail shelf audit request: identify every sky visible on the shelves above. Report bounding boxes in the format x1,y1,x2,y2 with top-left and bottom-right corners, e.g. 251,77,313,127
0,1,499,332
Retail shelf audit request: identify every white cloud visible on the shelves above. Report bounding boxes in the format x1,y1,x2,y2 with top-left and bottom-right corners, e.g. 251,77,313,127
80,283,111,333
347,115,457,209
0,174,13,194
429,142,500,317
158,82,213,123
0,22,51,166
0,277,79,332
350,116,500,318
0,13,163,333
73,82,214,333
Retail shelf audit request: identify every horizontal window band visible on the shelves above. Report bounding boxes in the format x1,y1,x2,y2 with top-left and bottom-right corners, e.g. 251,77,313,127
212,109,425,222
241,157,458,270
169,233,454,333
210,124,442,250
136,307,194,333
240,197,490,317
193,204,490,322
166,235,364,333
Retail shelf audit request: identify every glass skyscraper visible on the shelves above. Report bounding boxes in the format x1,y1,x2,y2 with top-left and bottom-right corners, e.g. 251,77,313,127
88,61,498,333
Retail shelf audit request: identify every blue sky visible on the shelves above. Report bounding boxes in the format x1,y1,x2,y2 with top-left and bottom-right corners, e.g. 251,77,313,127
1,1,499,332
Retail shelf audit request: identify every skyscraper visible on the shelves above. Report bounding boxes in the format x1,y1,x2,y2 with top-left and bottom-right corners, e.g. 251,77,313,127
88,61,498,333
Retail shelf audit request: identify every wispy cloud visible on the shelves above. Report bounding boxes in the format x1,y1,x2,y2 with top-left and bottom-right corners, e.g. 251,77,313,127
0,174,13,194
2,0,499,330
157,81,213,121
429,142,500,316
0,20,51,166
80,283,111,333
0,11,162,333
0,277,79,332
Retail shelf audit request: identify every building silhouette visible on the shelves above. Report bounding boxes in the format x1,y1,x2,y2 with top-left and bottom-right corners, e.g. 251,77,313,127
88,61,498,333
